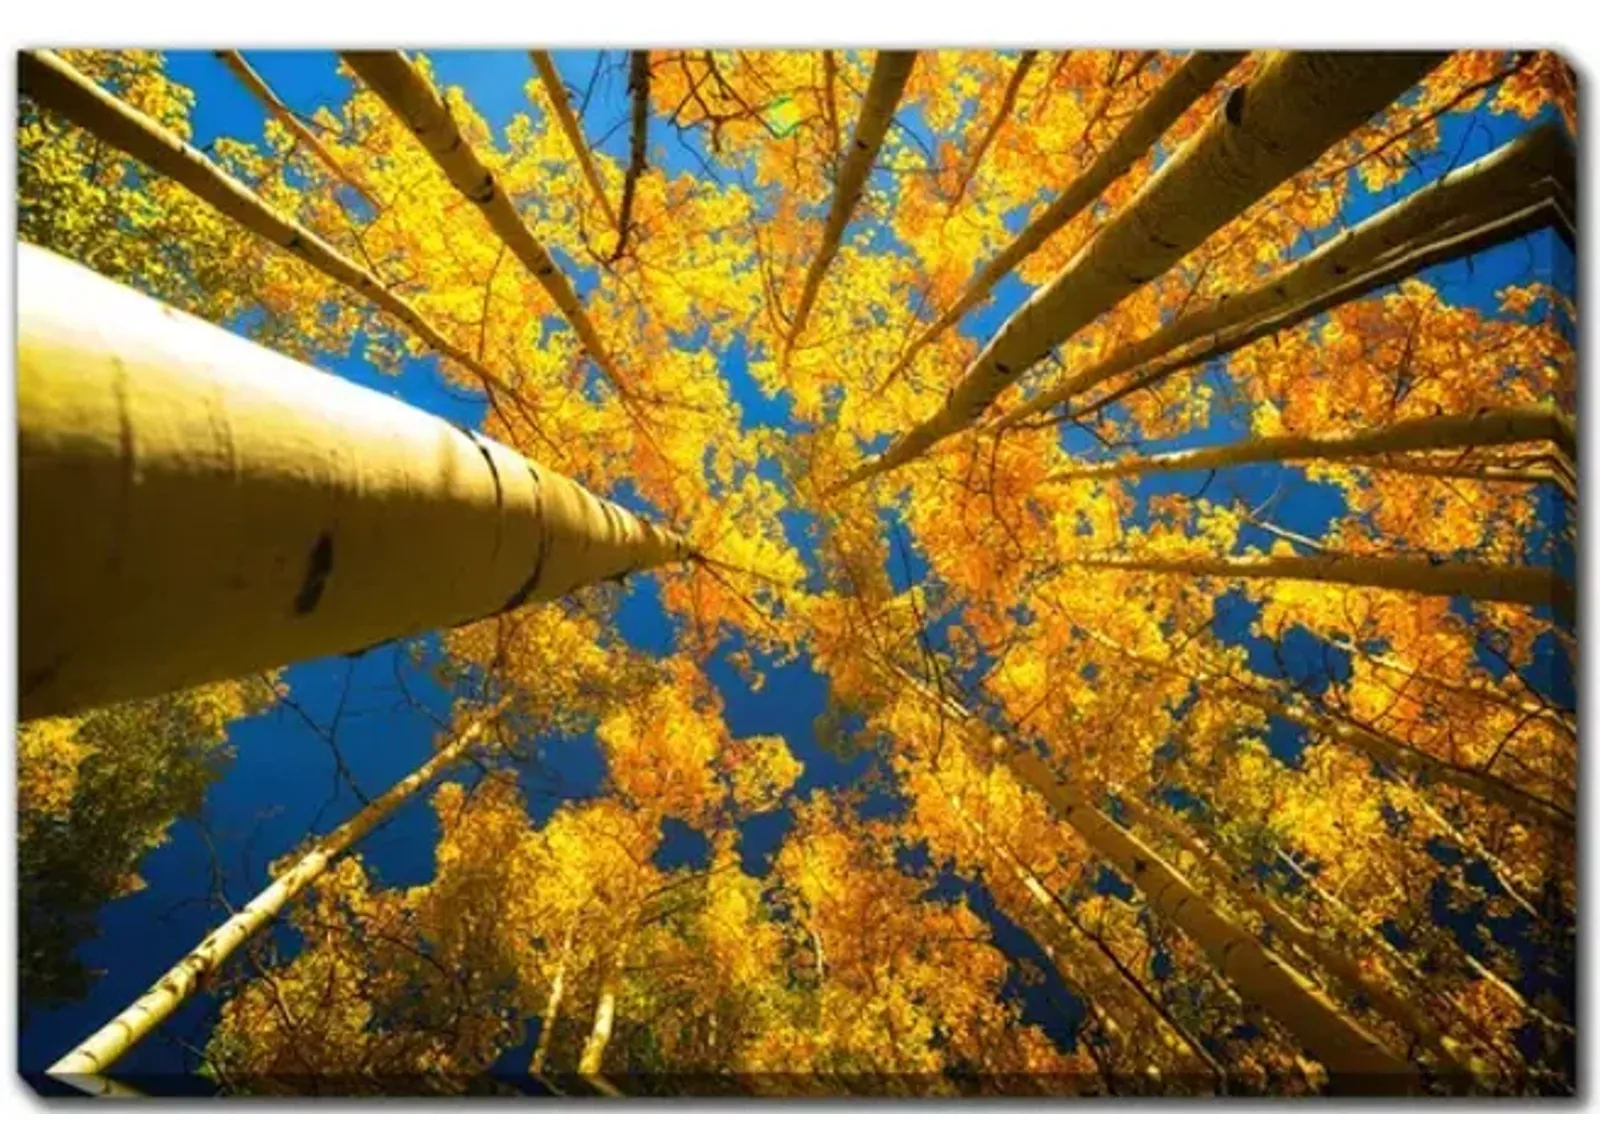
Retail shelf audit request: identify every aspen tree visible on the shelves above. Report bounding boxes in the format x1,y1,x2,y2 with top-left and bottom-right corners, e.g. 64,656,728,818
782,51,918,361
17,49,517,397
213,50,382,212
996,123,1575,429
530,917,579,1078
1065,553,1574,626
610,51,652,262
946,51,1039,211
47,698,513,1077
1072,626,1575,831
340,52,639,403
882,657,1416,1090
937,784,1224,1089
882,50,1245,386
577,953,626,1095
529,50,620,232
1116,791,1485,1082
18,244,690,719
1042,407,1574,484
841,51,1448,487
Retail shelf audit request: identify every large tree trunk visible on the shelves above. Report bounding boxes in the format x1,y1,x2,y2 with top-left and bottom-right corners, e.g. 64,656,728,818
1067,551,1574,626
214,50,381,212
781,51,918,361
883,51,1245,387
18,49,514,397
18,244,690,718
996,121,1575,428
529,50,619,232
47,698,513,1077
1043,407,1575,483
840,51,1447,488
340,52,637,405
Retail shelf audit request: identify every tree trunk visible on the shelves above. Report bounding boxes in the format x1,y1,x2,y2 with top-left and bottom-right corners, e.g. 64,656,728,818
1043,407,1574,483
47,697,513,1077
995,121,1574,428
577,954,624,1095
531,915,579,1077
782,51,918,361
340,52,637,405
884,661,1416,1090
1003,751,1416,1090
1356,455,1576,500
609,51,652,262
820,52,841,169
18,49,515,398
1223,679,1575,834
1117,791,1484,1083
18,244,690,718
883,51,1244,388
1070,627,1575,832
1068,551,1574,627
1325,634,1575,741
842,51,1446,487
1275,845,1574,1048
529,50,619,232
946,51,1039,211
214,50,381,212
944,788,1225,1090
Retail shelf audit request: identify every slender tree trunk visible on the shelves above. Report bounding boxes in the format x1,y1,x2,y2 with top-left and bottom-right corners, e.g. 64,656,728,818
995,122,1574,428
842,51,1446,487
577,953,624,1095
1325,633,1576,740
531,915,579,1077
946,791,1225,1090
1117,791,1484,1083
1356,455,1577,500
885,662,1416,1090
1275,846,1574,1047
1223,678,1575,833
609,51,651,262
1043,407,1574,483
883,51,1244,388
529,50,619,232
18,49,516,397
340,52,637,405
47,698,513,1077
1070,627,1575,832
1003,751,1416,1090
1067,551,1574,626
214,50,381,211
18,244,690,718
782,51,918,361
946,51,1038,211
820,51,841,171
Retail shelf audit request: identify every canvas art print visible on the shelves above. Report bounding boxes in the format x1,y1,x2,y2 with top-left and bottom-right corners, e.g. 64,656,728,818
15,48,1576,1099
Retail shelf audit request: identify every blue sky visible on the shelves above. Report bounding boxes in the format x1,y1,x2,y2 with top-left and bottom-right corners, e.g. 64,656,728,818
19,51,1575,1084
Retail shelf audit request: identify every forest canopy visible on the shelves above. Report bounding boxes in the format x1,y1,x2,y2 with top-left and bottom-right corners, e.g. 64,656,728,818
15,47,1577,1097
